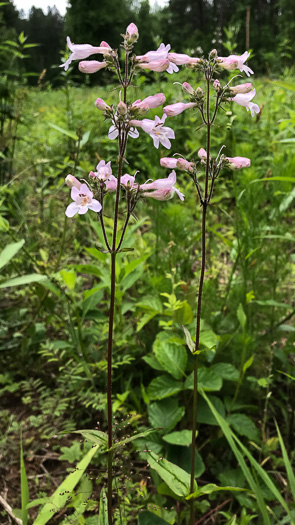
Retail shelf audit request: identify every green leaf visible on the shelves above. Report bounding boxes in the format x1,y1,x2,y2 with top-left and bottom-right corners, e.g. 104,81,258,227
0,273,48,288
0,239,24,271
187,483,246,500
148,399,185,433
142,354,165,371
197,395,226,425
0,215,9,232
182,326,195,353
227,414,259,441
60,269,76,290
275,420,295,503
185,367,222,392
110,428,159,451
32,445,100,524
147,375,182,400
270,80,295,92
138,511,169,525
211,363,239,381
153,333,187,380
237,303,246,331
174,302,193,325
123,254,150,278
199,330,218,348
243,355,253,375
82,289,103,319
20,438,29,525
146,451,196,497
163,430,196,447
48,123,78,141
69,429,108,448
98,488,107,525
254,299,290,309
137,311,158,332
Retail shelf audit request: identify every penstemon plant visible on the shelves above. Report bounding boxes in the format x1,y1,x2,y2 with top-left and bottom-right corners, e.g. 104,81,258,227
60,24,184,524
159,48,260,524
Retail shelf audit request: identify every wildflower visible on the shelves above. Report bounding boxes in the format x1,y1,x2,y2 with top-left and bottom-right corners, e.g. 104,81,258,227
133,93,166,111
89,160,112,181
105,176,117,191
129,114,175,149
65,183,101,217
95,98,110,111
163,102,197,116
198,148,207,160
126,23,139,43
226,157,251,169
182,82,194,95
140,170,184,200
218,51,254,77
229,89,260,117
160,157,178,168
79,60,107,73
138,59,170,72
176,158,194,172
137,43,179,74
108,119,139,140
213,79,221,91
60,36,111,71
121,174,137,188
168,52,200,66
65,175,82,189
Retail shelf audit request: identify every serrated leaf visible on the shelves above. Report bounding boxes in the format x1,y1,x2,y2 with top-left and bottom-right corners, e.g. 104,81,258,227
163,430,196,447
142,354,164,371
185,367,222,392
153,333,187,380
148,399,185,433
227,414,259,441
147,375,182,400
211,363,239,381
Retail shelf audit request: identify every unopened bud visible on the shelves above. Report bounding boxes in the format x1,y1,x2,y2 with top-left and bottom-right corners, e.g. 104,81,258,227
196,87,204,98
95,97,110,111
117,101,127,115
65,174,81,190
126,23,139,44
213,79,221,91
209,49,217,59
176,158,194,172
182,82,194,95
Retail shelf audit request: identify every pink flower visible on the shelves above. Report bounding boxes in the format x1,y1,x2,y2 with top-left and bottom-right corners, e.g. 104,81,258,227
163,102,197,116
140,171,184,200
160,157,178,169
65,183,101,217
133,93,166,111
229,89,260,117
130,114,175,149
213,79,221,90
230,82,253,94
176,158,194,172
137,43,179,74
95,98,110,111
226,157,251,169
126,23,139,43
168,52,200,65
60,36,111,71
138,59,170,72
218,51,254,77
79,60,107,73
198,148,207,160
65,174,81,189
182,82,194,95
105,175,117,191
89,160,112,181
100,41,111,49
120,174,137,188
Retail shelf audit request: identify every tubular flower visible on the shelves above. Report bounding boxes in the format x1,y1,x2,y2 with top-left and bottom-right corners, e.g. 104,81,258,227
65,184,101,217
163,102,197,116
95,97,110,111
218,51,254,77
65,174,81,189
230,82,253,94
176,158,194,172
198,148,207,160
79,60,107,73
160,157,178,169
129,114,175,149
89,160,112,181
226,157,251,169
168,52,200,66
137,43,179,74
138,59,170,72
229,89,260,117
182,82,195,95
105,175,117,191
140,170,184,200
120,174,137,188
133,93,166,111
60,36,111,71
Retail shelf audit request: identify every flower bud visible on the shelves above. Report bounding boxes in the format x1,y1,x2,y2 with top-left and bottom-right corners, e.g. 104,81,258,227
160,157,178,169
100,41,111,50
196,87,203,97
182,82,194,95
209,49,218,59
79,60,107,73
230,82,253,94
117,101,127,115
213,79,221,91
65,174,81,189
176,158,194,172
226,156,251,169
126,23,139,43
163,102,197,116
95,97,110,111
198,148,207,160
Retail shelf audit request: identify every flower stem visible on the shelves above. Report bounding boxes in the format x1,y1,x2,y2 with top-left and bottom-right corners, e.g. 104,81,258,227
190,77,211,525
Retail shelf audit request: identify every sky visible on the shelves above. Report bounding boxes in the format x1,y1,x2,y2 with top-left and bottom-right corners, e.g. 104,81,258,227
13,0,168,17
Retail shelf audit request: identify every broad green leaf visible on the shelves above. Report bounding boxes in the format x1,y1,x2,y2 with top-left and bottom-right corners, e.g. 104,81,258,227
163,430,196,447
237,303,246,331
0,273,48,288
174,302,193,325
0,239,24,271
227,414,259,441
82,289,103,319
121,264,144,292
199,330,218,349
98,488,107,525
197,395,226,425
32,445,100,525
138,511,169,525
69,429,108,448
48,123,78,141
148,399,185,433
187,483,246,500
124,254,150,278
185,367,222,392
142,354,164,371
147,375,182,400
153,333,187,380
211,363,239,381
20,438,29,525
137,311,158,332
60,269,76,290
146,451,196,497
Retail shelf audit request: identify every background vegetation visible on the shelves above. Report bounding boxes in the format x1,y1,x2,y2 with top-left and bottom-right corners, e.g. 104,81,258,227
0,0,295,523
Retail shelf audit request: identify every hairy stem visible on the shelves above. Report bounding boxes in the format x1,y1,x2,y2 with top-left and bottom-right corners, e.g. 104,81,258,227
190,76,211,525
